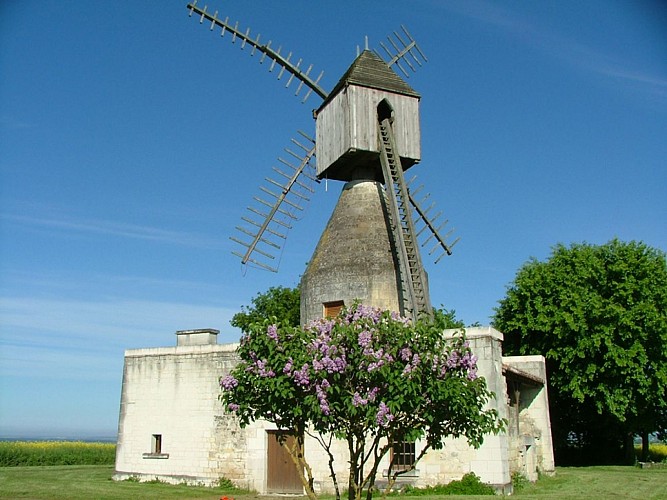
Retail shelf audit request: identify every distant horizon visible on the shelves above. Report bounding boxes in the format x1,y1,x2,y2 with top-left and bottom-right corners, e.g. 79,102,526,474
0,426,118,442
0,425,117,442
0,433,117,443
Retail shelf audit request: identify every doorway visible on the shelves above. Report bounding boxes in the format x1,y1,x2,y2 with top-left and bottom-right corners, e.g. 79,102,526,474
266,431,303,494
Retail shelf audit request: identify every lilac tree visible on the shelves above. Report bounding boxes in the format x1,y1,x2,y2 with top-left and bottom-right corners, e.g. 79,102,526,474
220,304,504,500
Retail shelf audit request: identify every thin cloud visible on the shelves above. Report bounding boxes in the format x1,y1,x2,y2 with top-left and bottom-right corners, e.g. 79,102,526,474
0,295,241,381
0,343,120,381
438,0,531,33
1,212,226,249
590,64,667,100
0,296,238,342
0,269,234,304
440,0,667,102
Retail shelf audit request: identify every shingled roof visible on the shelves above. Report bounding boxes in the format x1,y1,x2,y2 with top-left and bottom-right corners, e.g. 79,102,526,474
319,50,420,111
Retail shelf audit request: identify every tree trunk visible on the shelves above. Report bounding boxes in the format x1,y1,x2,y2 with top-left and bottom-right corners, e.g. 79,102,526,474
284,431,317,500
348,437,360,500
641,430,650,462
623,432,635,465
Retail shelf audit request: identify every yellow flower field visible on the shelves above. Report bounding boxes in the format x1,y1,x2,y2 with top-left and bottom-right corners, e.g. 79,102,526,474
636,443,667,463
0,440,116,466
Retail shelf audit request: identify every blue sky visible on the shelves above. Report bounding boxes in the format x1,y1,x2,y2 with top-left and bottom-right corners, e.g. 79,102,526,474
1,1,665,439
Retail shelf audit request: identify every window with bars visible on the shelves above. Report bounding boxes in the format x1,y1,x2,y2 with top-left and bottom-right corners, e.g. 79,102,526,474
390,441,416,472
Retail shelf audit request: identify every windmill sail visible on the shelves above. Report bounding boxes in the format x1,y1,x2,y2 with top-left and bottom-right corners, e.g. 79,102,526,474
375,25,427,77
187,1,327,102
407,178,460,264
231,132,317,272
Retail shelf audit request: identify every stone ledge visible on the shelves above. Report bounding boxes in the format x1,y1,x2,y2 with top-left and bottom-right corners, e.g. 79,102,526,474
142,453,170,459
638,462,667,469
126,342,240,357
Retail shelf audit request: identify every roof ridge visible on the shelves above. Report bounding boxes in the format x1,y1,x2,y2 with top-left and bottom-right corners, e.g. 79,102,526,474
318,50,419,111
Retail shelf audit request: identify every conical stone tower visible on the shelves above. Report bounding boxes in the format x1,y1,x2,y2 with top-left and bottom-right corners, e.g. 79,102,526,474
300,178,404,324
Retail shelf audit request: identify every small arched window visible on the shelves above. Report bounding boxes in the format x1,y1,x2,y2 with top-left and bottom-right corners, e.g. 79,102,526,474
377,98,394,124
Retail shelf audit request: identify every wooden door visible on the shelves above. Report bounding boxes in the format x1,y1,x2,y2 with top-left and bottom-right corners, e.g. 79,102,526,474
267,431,303,494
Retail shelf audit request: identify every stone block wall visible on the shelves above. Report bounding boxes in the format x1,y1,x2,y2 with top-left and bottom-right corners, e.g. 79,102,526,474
114,328,552,494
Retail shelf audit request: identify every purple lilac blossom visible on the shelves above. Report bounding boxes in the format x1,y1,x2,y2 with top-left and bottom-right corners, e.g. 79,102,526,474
220,375,238,390
376,402,394,427
227,403,240,412
390,311,410,324
366,348,394,372
307,318,335,337
461,352,478,370
314,355,347,374
267,324,279,341
358,330,372,348
346,304,383,324
352,387,379,407
352,392,367,407
254,359,275,378
446,351,460,369
293,364,310,387
315,382,330,415
367,360,385,372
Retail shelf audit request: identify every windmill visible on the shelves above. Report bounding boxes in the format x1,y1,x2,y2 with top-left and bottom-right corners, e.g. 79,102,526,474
186,2,459,322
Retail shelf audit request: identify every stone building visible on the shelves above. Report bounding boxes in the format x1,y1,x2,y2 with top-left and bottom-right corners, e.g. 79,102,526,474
113,327,554,493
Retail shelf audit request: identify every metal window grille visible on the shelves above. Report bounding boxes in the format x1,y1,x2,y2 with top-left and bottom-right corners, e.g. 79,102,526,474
391,441,416,471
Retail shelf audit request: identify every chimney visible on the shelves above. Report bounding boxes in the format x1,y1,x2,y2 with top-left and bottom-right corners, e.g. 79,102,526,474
175,328,219,347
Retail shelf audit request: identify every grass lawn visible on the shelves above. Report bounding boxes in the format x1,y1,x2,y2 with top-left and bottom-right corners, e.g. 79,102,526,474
0,465,228,500
0,465,666,499
514,466,667,499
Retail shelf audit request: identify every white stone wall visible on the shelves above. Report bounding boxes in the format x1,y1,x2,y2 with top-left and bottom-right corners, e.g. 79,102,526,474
425,328,512,489
503,355,555,479
114,343,240,486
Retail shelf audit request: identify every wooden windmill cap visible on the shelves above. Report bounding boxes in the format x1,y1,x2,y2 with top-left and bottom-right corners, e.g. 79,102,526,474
317,50,420,113
314,50,422,182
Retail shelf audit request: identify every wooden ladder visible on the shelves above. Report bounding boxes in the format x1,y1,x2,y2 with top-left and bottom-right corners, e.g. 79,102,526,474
378,118,432,319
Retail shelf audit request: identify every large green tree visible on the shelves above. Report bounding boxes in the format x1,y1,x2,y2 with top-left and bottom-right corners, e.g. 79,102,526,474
231,285,301,332
493,239,667,464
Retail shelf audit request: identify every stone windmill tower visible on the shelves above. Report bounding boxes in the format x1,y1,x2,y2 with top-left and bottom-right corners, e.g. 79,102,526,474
187,3,458,323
